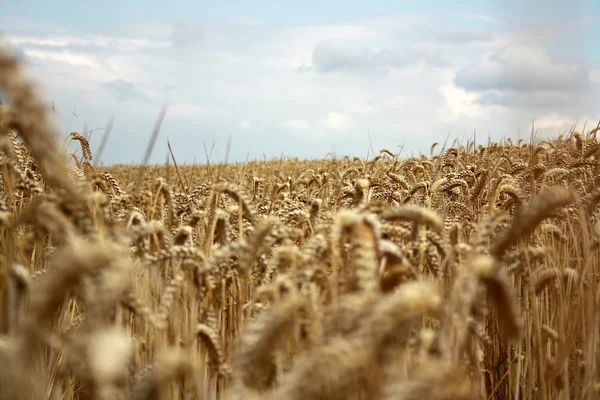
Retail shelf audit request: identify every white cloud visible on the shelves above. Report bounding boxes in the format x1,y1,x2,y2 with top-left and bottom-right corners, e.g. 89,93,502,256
532,114,600,134
6,35,91,47
530,113,599,140
534,113,573,130
239,120,252,129
381,96,408,108
23,49,98,67
324,112,356,132
5,34,169,51
438,80,485,123
347,104,376,115
169,22,205,48
283,119,311,131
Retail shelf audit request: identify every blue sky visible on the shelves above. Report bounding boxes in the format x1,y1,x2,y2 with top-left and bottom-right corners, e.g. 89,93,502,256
1,0,599,164
4,0,599,27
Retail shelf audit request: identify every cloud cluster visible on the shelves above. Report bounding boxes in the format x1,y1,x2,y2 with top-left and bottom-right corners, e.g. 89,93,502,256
1,12,598,164
311,40,447,74
103,79,149,102
455,45,589,92
324,112,356,131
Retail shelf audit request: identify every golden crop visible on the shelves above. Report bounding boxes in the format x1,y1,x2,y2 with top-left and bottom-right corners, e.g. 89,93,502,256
1,46,599,400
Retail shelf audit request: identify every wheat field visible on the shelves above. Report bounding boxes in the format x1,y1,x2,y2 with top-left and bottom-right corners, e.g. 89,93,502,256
1,46,600,400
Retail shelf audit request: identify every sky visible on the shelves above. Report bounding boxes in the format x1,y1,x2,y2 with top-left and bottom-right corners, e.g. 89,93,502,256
1,0,599,165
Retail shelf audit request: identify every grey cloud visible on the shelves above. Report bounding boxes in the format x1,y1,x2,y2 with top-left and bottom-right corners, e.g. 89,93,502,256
476,91,575,108
311,40,448,74
103,79,149,102
169,22,205,48
162,84,176,93
455,46,589,92
295,63,312,73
